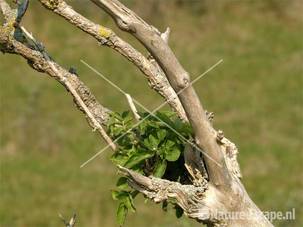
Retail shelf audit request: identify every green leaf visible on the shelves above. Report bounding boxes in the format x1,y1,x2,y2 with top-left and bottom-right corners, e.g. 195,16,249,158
159,111,176,118
157,146,166,159
110,126,124,137
153,159,167,178
117,203,128,226
157,129,167,141
165,147,181,162
174,118,192,135
124,150,154,168
116,177,129,190
124,195,136,212
111,112,123,121
143,138,151,148
121,111,130,119
147,120,159,128
122,111,133,126
111,153,129,166
156,112,175,128
138,121,147,134
143,135,159,150
112,190,129,201
112,191,119,201
138,111,149,118
149,134,159,148
116,135,135,149
165,140,175,148
106,117,117,127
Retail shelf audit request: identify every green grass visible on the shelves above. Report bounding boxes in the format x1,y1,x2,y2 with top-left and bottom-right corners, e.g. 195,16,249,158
1,1,302,226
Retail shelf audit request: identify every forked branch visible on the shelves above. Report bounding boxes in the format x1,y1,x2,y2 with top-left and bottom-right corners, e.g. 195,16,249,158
37,1,242,186
38,0,187,121
0,1,273,226
91,0,231,187
0,0,114,149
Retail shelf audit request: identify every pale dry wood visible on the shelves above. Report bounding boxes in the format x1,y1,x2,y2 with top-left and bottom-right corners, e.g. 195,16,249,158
0,0,114,149
91,0,230,188
118,166,272,227
88,1,273,226
38,0,187,121
0,1,273,226
125,93,140,121
36,1,243,183
59,213,76,227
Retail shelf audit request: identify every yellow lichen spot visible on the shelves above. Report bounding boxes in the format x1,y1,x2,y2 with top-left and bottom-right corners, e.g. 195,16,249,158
42,0,60,10
7,19,15,28
99,26,112,39
2,19,15,37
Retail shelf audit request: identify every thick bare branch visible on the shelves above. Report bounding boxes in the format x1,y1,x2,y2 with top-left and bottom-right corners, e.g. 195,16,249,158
38,0,187,121
1,2,273,226
91,0,231,187
117,165,208,218
36,1,243,183
118,166,272,227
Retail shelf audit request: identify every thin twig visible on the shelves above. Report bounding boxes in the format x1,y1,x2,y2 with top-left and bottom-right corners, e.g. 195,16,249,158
59,213,76,227
125,93,140,121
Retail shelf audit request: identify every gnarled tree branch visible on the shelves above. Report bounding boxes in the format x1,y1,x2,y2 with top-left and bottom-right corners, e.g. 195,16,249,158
1,1,273,226
91,0,230,188
37,1,242,184
117,166,271,227
38,0,187,121
0,0,114,149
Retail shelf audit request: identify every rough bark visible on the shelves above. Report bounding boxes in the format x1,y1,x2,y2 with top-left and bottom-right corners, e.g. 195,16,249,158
90,0,273,226
0,0,273,226
91,0,230,188
118,166,272,226
37,0,242,181
0,0,114,148
38,0,187,121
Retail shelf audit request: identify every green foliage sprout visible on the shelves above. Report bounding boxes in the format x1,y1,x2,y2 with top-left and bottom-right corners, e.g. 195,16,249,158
107,111,193,225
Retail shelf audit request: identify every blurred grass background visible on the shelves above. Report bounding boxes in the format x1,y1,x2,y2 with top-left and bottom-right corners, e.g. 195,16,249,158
0,0,302,226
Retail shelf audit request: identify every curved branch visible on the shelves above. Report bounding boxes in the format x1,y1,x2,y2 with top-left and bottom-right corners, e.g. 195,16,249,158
91,0,231,187
38,0,187,121
0,2,114,149
36,1,242,183
1,2,272,226
118,166,272,227
117,165,210,220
